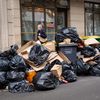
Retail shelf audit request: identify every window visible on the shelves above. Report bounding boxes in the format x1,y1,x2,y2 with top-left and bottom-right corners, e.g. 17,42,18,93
21,6,33,43
20,0,68,43
46,9,55,40
34,7,44,34
85,2,100,36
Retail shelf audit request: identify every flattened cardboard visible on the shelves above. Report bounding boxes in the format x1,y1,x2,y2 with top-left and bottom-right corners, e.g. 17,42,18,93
43,41,56,52
51,64,62,78
25,59,47,71
47,52,64,63
58,51,71,64
84,38,100,46
17,41,36,53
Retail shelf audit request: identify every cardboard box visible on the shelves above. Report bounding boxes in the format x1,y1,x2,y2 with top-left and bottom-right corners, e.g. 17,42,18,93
43,41,56,52
84,38,100,46
51,64,62,78
17,41,36,53
47,52,64,63
64,38,71,44
25,59,47,71
18,41,49,71
58,51,71,64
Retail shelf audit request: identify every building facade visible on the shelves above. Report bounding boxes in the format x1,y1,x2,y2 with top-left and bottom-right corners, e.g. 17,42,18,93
0,0,100,50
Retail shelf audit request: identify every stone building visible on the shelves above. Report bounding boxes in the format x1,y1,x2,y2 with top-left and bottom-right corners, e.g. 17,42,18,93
0,0,100,50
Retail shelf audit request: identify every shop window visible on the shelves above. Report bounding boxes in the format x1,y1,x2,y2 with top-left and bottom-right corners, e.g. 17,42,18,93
34,7,44,34
85,3,100,36
21,6,33,43
46,9,55,40
20,0,68,43
57,11,65,31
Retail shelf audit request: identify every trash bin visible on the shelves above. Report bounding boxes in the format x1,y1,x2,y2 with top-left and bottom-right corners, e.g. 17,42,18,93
58,44,77,64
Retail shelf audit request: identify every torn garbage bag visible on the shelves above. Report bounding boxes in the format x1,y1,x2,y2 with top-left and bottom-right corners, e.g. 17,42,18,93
9,55,27,71
29,44,50,66
8,80,35,93
33,72,59,90
7,71,25,82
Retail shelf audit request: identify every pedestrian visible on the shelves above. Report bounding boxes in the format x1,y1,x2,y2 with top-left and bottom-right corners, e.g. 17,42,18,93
36,24,48,44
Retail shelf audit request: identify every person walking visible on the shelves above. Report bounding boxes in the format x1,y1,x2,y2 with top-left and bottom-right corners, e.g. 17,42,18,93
36,24,48,44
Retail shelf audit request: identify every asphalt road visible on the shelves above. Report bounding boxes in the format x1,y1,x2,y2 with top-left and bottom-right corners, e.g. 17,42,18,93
0,76,100,100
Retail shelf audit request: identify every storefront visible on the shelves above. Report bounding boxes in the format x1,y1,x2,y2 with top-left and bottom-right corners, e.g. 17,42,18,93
85,0,100,36
20,0,68,44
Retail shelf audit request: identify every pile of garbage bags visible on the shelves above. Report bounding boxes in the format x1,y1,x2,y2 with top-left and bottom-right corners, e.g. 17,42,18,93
0,27,100,93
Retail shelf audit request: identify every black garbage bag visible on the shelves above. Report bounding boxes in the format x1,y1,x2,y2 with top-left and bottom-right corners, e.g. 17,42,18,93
60,27,82,43
62,62,74,71
62,70,77,82
93,55,100,63
95,44,100,52
76,59,90,75
0,72,7,83
8,80,35,93
55,33,65,43
0,57,10,71
95,64,100,70
0,72,8,89
81,46,96,57
29,44,50,66
6,71,25,82
9,55,27,71
44,59,62,72
0,83,7,89
89,66,100,76
33,72,59,90
0,44,18,60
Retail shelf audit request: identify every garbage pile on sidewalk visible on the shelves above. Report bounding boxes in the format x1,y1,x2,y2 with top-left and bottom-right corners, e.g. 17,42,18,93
0,27,100,93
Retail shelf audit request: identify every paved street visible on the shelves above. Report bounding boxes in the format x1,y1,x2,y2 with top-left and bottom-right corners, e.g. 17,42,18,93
0,76,100,100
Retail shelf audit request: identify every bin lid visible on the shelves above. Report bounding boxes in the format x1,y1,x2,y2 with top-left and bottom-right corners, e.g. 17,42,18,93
58,43,77,47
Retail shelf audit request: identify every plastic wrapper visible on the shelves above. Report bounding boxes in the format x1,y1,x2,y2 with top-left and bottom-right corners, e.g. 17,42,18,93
33,72,59,90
